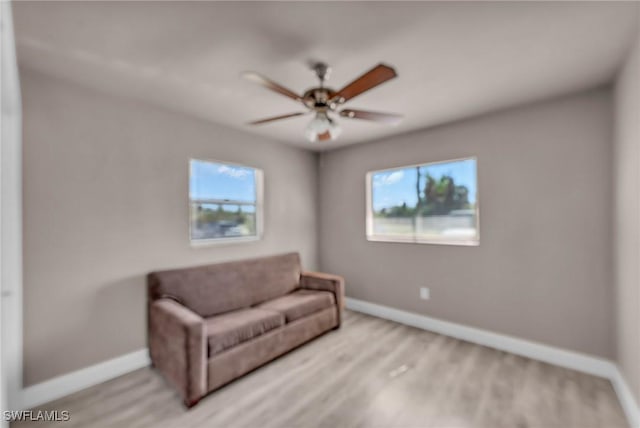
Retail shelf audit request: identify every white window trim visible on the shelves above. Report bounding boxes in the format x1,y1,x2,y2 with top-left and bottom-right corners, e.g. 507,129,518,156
188,158,264,246
365,156,480,246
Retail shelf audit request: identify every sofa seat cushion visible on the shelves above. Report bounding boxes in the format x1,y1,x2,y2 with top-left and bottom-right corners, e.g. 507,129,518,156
255,289,336,323
205,308,285,356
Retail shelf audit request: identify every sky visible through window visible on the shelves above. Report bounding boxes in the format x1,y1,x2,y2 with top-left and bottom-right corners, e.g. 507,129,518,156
372,159,477,212
190,159,256,205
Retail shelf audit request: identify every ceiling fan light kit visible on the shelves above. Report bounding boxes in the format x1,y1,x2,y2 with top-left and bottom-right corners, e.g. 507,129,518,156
304,111,341,142
243,62,402,143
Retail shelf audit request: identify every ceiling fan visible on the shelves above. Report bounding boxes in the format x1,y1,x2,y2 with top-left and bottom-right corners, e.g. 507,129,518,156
243,62,402,142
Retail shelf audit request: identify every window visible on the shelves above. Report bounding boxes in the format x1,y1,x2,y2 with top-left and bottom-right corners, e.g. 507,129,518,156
189,159,263,243
366,157,478,245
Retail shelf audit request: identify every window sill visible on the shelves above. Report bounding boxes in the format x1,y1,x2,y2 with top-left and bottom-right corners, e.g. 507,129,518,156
366,235,479,247
190,235,261,247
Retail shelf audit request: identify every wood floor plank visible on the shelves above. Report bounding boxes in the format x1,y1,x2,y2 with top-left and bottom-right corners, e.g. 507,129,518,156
11,311,628,428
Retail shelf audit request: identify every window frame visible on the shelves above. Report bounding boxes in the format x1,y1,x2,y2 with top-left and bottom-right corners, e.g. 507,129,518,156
365,156,480,246
189,158,264,246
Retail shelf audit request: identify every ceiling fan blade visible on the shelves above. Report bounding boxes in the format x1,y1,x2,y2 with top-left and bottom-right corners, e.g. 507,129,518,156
331,64,397,104
248,112,307,125
242,71,302,102
339,109,403,125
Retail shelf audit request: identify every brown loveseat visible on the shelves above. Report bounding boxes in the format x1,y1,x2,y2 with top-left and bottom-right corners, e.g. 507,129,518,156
147,252,344,407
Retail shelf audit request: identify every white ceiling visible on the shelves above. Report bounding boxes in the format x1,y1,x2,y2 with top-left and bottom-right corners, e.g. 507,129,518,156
13,1,639,151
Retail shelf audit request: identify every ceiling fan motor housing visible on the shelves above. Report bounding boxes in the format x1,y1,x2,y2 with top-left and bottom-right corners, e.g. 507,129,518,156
302,87,337,110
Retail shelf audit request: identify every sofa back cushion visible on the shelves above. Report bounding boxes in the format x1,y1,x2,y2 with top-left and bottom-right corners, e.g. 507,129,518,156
148,253,301,317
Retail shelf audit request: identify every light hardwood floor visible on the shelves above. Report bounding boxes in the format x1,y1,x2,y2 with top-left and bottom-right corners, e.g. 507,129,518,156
14,311,628,428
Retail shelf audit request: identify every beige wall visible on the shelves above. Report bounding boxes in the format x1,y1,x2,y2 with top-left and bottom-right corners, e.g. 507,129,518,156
21,69,319,386
319,89,614,358
614,23,640,401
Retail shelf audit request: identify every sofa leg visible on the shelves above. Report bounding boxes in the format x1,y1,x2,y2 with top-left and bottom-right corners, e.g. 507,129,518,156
184,398,200,409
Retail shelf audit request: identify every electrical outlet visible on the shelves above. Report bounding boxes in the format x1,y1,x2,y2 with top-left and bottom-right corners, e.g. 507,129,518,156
419,287,430,300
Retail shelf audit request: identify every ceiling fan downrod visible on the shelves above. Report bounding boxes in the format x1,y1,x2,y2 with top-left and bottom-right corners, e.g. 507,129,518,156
311,62,330,87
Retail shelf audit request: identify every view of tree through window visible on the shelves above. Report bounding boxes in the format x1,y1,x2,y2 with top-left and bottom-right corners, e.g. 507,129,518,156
368,158,478,244
189,159,261,242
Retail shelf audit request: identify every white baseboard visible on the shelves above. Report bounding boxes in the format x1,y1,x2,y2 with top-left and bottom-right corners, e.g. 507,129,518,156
346,297,640,428
19,348,150,411
611,366,640,428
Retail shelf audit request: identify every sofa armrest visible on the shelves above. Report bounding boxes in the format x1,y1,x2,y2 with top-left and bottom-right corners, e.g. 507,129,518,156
148,299,206,406
300,271,345,325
